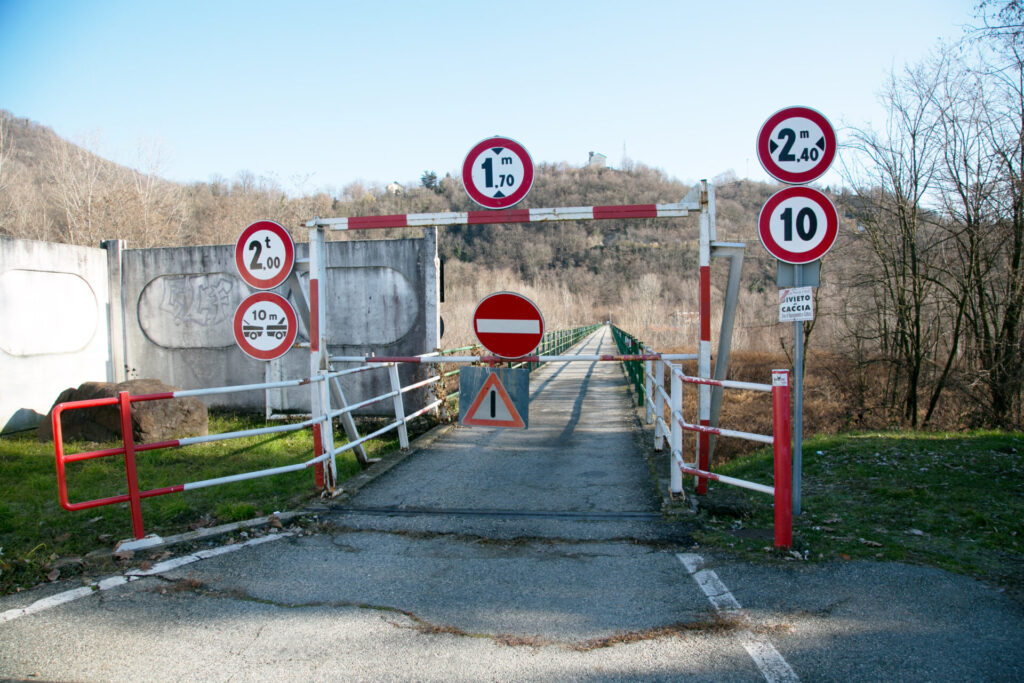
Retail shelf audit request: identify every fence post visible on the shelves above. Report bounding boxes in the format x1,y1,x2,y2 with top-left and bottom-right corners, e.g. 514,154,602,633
388,364,410,449
772,369,793,548
644,359,653,424
118,391,145,540
670,366,683,495
318,374,337,489
654,360,665,451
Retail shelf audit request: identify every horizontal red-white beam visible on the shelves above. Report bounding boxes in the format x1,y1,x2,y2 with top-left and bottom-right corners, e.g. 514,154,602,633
306,201,699,230
329,353,698,364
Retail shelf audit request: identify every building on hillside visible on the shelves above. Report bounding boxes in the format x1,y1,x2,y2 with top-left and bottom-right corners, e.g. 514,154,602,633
587,151,607,168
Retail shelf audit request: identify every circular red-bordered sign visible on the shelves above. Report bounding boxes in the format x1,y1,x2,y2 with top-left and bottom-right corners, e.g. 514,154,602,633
756,106,837,184
473,291,545,359
758,186,838,264
232,291,298,360
462,136,535,209
235,220,295,290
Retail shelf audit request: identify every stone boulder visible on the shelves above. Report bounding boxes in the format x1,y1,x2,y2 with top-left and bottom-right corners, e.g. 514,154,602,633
38,379,208,444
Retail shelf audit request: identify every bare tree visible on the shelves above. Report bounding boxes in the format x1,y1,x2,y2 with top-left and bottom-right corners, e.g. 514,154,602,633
46,134,107,245
843,58,950,426
0,113,13,232
959,29,1024,427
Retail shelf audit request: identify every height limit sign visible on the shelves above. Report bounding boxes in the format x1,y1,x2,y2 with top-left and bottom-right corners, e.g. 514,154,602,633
462,136,534,209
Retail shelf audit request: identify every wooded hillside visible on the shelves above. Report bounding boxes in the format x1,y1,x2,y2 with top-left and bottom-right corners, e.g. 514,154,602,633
2,0,1023,432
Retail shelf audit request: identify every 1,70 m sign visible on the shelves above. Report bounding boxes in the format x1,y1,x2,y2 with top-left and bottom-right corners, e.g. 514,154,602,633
462,136,535,209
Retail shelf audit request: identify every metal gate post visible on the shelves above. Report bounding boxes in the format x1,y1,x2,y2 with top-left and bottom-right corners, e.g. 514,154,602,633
118,391,146,539
772,369,793,548
697,180,713,495
388,364,410,449
670,367,683,495
308,225,330,490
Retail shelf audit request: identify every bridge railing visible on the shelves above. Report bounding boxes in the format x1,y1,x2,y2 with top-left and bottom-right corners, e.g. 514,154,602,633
609,325,793,548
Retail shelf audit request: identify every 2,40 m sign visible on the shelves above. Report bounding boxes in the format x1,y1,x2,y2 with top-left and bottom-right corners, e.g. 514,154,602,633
757,106,836,185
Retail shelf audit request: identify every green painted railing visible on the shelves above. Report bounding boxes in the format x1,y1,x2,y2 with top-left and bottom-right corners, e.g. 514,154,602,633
609,324,648,407
508,324,603,372
436,324,603,417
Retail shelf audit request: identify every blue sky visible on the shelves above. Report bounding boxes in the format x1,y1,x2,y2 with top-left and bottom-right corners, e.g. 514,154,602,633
0,0,977,195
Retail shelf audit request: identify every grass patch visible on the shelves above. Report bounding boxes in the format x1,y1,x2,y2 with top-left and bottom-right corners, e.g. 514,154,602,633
0,411,408,595
692,430,1024,602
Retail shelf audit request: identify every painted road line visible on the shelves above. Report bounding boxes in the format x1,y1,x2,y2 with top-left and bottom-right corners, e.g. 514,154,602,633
677,553,799,683
0,532,293,624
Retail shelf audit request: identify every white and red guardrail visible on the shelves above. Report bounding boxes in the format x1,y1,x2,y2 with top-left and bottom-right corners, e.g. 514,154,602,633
647,363,793,548
52,362,443,543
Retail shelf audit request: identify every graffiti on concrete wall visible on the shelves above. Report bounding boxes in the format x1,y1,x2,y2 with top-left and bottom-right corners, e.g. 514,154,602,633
139,273,249,349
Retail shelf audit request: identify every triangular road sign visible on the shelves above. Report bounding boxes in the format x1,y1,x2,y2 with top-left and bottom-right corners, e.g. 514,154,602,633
462,372,526,428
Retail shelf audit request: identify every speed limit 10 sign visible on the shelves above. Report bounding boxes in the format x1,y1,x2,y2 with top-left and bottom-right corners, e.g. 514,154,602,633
235,220,295,290
758,186,838,264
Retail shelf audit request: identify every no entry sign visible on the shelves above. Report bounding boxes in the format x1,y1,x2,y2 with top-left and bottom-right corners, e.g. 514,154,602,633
757,106,836,184
758,186,838,264
233,291,298,360
235,220,295,290
473,291,545,359
462,136,534,209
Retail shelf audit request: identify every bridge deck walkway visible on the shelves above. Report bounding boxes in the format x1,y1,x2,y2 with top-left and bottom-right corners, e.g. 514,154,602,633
328,325,678,542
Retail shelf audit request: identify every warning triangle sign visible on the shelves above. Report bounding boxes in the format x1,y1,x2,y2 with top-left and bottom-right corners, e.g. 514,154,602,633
462,372,526,428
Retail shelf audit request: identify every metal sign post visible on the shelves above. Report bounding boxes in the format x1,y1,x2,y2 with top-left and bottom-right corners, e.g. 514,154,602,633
792,264,805,515
757,105,838,518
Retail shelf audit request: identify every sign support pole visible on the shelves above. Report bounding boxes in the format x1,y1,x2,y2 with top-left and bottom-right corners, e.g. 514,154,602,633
792,264,804,515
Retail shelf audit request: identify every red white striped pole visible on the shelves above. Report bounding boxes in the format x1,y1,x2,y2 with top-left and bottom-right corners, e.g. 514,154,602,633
308,226,332,490
697,181,712,495
772,370,793,548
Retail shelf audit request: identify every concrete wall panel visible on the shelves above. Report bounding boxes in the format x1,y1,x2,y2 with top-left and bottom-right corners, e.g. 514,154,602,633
0,238,111,434
1,233,438,430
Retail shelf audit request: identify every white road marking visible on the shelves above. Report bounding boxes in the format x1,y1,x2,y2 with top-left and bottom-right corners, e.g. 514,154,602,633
0,532,293,624
677,553,799,683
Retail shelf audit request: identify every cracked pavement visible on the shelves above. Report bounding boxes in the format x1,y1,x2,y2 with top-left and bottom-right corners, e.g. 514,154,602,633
2,328,1023,681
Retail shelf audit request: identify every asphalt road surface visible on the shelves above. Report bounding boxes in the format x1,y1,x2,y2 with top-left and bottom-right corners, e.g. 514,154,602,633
2,328,1022,681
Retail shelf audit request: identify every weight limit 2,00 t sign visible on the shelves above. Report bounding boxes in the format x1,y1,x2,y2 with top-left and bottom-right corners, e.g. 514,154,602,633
758,186,838,264
235,220,295,290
